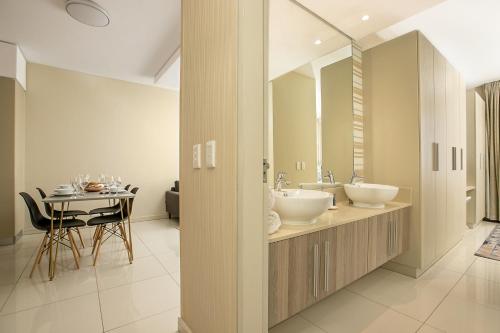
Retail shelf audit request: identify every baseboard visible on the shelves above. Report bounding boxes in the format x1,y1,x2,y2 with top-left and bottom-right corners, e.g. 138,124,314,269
178,317,193,333
0,230,24,246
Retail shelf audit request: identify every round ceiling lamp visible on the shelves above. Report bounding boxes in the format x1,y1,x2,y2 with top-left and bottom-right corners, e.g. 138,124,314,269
65,0,110,27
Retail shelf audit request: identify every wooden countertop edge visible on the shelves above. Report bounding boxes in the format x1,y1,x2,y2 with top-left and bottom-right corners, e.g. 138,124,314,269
268,201,412,243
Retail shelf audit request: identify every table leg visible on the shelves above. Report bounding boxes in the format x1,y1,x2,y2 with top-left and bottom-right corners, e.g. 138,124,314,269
52,202,65,279
119,199,131,263
49,203,55,280
127,198,133,261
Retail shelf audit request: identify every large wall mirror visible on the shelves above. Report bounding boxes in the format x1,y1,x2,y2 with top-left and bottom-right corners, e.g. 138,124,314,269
268,0,363,189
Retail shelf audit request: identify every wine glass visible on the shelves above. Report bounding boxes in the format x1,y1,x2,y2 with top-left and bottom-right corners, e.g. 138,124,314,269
116,176,122,189
71,178,79,197
82,174,90,191
78,175,86,196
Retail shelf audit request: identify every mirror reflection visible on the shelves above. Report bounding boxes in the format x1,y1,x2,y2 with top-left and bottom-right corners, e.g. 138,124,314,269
269,0,354,189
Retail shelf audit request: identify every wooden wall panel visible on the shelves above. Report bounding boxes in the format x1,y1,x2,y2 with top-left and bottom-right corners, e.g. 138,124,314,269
180,1,238,332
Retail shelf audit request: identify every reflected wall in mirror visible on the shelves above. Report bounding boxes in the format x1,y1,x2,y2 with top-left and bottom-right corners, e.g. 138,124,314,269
268,0,363,189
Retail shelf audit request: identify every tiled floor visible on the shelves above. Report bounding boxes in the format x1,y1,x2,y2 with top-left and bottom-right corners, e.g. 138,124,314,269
0,219,180,333
271,222,500,333
2,220,499,333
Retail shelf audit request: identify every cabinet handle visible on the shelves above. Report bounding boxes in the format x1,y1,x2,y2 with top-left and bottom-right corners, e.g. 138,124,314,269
324,241,330,292
452,147,457,171
460,148,463,170
313,243,319,298
432,142,439,171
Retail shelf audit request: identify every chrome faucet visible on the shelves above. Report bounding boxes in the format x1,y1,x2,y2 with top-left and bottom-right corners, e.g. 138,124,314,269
275,171,291,192
323,170,335,184
350,170,364,184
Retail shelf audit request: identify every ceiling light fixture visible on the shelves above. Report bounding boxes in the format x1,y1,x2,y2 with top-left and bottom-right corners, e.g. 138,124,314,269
65,0,110,27
314,39,322,45
361,15,370,21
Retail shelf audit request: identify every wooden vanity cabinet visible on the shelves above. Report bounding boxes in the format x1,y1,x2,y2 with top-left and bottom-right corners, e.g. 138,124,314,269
268,207,409,328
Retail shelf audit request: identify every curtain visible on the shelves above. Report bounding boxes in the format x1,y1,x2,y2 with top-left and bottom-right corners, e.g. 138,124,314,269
485,81,500,221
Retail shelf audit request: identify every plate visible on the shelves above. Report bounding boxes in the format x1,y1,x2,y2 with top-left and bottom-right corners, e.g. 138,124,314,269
53,192,74,196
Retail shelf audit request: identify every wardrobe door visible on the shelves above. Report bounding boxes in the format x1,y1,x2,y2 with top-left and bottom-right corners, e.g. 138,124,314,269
418,33,437,267
434,50,448,257
476,93,487,222
446,63,462,249
457,76,467,237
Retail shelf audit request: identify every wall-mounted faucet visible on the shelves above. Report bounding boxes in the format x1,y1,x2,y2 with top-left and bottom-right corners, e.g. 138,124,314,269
275,171,291,192
350,170,364,185
323,170,335,184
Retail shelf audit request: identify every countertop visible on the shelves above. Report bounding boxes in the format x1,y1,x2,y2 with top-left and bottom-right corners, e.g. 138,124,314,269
268,201,412,243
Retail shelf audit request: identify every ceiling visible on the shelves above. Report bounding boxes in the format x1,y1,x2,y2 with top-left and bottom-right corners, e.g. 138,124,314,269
359,0,500,88
269,0,351,80
0,0,180,90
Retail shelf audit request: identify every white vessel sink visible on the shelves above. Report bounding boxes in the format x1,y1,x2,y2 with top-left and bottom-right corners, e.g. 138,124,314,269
272,189,331,225
344,183,399,209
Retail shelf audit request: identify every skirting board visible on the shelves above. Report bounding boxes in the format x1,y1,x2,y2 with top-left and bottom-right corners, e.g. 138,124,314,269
0,230,24,246
178,317,193,333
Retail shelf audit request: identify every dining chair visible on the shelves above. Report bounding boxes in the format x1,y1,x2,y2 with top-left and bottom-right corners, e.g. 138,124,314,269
87,187,138,265
36,187,87,248
88,184,132,216
19,192,86,277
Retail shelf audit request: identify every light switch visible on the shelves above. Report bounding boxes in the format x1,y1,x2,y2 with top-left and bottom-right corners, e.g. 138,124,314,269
206,140,216,168
193,144,201,169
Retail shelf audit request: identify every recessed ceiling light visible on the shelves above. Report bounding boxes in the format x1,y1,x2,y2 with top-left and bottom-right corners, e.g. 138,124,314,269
361,15,370,21
314,39,322,45
65,0,110,27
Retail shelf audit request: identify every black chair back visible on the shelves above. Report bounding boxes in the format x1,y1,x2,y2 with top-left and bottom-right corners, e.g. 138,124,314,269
125,184,131,191
36,188,53,217
19,192,48,231
122,187,139,218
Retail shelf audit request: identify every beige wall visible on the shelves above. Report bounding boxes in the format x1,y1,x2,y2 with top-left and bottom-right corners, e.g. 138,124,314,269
273,71,317,187
25,63,179,230
0,77,16,241
321,57,354,183
14,80,26,235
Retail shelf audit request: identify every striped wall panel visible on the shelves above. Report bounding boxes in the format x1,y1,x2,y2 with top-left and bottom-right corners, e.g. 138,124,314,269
352,42,364,176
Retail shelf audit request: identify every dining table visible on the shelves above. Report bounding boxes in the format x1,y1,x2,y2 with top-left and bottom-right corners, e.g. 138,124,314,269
42,190,136,280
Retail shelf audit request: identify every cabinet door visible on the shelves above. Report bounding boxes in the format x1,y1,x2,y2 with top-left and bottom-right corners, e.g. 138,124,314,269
476,93,487,221
434,50,448,258
393,208,410,255
335,219,369,289
287,231,321,317
367,214,389,271
319,227,337,298
268,240,290,327
419,33,437,267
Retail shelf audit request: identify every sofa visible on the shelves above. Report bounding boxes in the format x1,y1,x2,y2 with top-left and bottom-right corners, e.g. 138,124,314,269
165,181,179,219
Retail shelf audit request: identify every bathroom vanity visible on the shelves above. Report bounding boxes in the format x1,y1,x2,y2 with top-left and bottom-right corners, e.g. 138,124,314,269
268,202,411,327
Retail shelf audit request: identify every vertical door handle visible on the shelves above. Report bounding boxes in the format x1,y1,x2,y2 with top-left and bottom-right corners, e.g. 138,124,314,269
313,243,319,298
461,148,463,170
452,147,457,171
432,143,439,171
324,241,330,292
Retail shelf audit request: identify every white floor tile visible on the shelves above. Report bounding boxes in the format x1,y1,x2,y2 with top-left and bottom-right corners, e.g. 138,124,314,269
1,263,97,314
466,258,500,283
0,284,14,310
301,290,422,333
348,267,461,321
96,255,166,290
0,293,102,333
99,275,179,331
155,250,180,274
427,294,500,333
449,275,500,310
417,324,444,333
270,315,325,333
109,307,180,333
0,255,32,285
169,270,180,285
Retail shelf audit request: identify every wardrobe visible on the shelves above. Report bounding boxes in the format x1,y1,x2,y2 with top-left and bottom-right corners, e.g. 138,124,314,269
364,31,466,276
466,91,486,227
